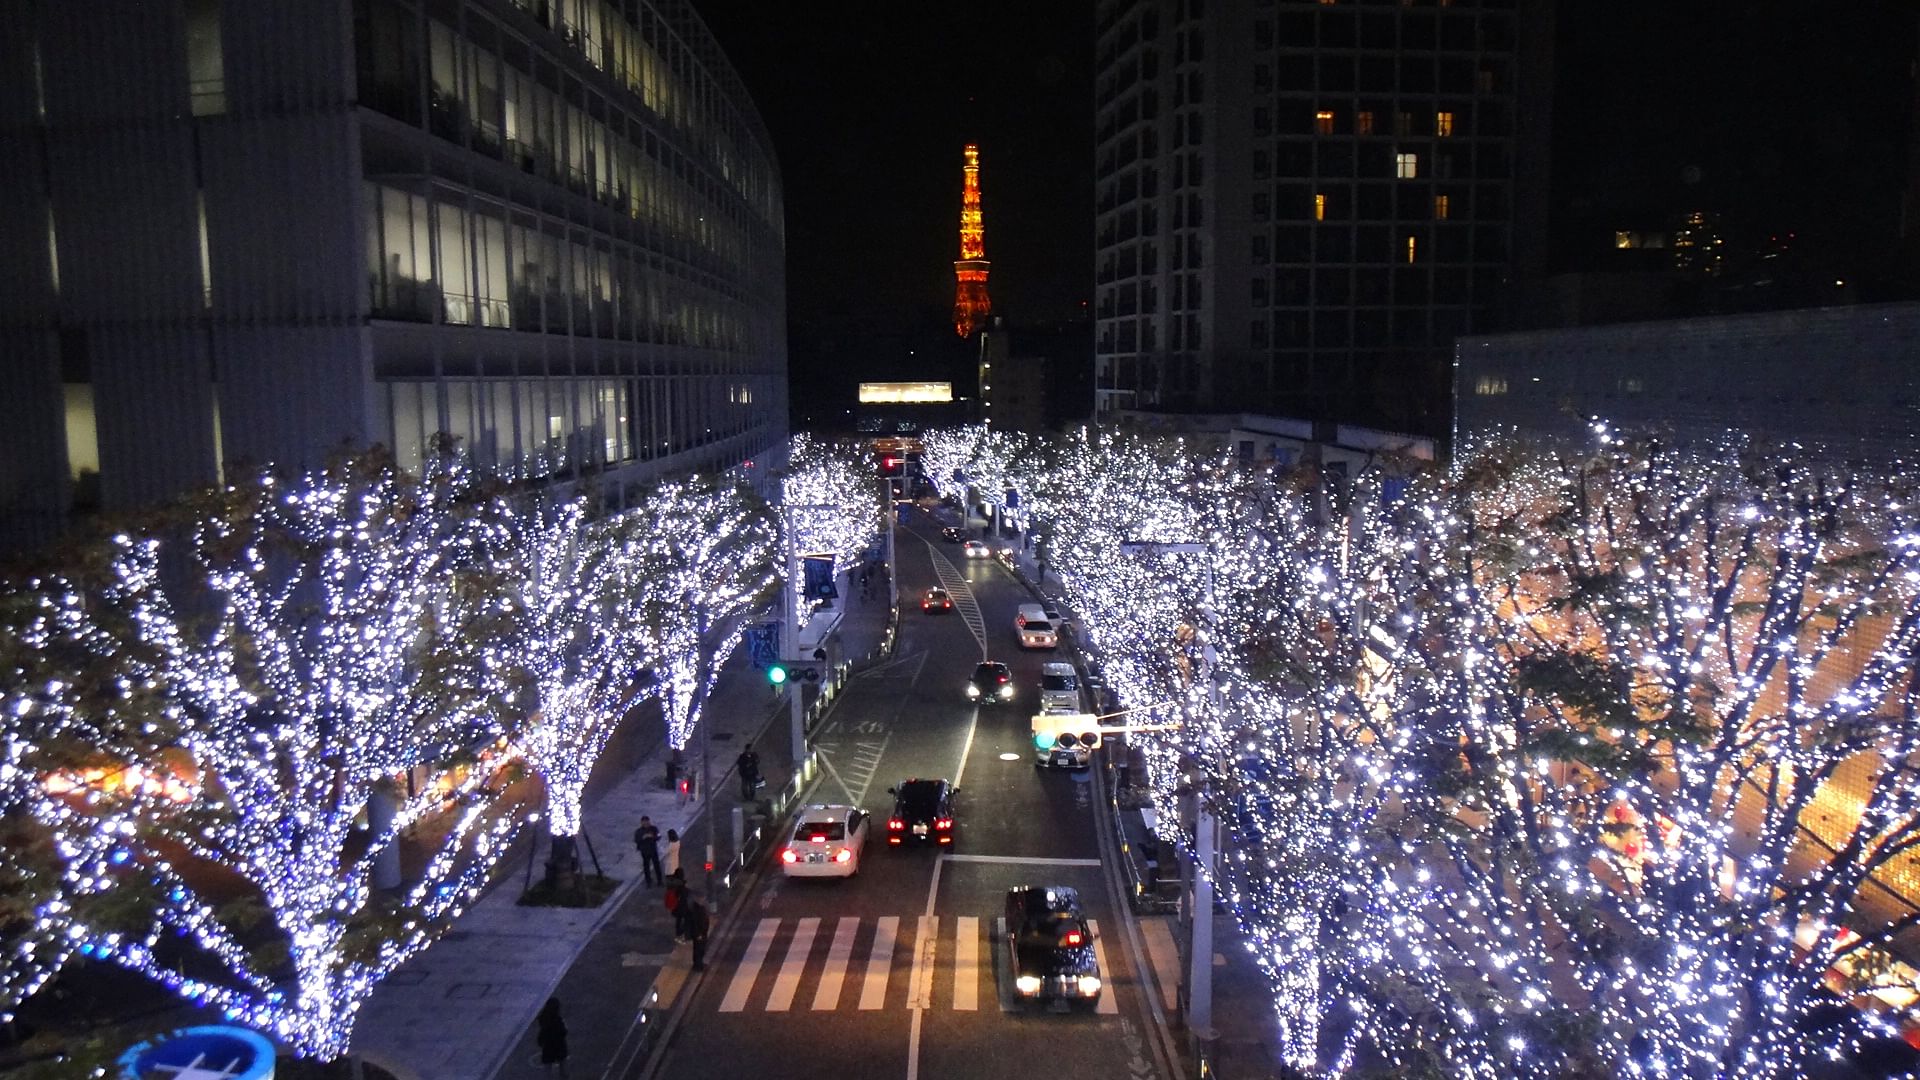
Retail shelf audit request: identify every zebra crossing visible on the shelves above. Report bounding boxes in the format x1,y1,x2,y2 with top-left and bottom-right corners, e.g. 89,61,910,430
712,915,1119,1015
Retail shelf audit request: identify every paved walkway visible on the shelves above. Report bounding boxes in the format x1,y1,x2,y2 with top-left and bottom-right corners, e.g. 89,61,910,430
350,582,895,1080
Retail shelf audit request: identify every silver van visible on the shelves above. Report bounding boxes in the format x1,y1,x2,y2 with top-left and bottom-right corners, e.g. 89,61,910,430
1038,662,1081,713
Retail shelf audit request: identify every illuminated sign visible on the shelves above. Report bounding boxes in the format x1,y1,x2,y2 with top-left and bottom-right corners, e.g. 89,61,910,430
858,382,953,404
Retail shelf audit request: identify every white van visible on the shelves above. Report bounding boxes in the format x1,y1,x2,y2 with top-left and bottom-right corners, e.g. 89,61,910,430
1015,604,1048,629
1038,662,1081,713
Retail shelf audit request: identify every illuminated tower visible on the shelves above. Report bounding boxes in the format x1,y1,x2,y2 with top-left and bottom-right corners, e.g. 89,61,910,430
953,144,992,338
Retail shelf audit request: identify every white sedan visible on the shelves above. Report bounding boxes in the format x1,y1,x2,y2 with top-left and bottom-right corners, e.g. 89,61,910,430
780,804,869,879
963,540,991,559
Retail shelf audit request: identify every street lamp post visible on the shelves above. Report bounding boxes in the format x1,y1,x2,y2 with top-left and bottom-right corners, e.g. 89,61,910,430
1118,539,1219,1060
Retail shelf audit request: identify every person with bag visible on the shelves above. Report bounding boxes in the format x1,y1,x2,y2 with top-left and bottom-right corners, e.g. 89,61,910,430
685,898,710,971
735,743,762,800
633,816,662,886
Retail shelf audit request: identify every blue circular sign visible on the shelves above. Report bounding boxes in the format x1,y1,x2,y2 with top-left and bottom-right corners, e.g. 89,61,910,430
117,1025,276,1080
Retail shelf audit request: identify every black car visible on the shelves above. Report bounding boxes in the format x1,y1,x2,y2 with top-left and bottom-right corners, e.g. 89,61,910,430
941,526,966,543
967,661,1014,704
885,778,956,846
1004,886,1102,1007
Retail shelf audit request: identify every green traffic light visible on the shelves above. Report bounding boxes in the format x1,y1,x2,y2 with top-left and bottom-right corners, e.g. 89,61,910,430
768,665,788,685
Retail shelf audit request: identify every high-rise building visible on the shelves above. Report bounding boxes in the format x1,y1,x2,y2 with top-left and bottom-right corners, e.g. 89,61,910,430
0,0,787,551
953,143,992,338
1092,0,1552,435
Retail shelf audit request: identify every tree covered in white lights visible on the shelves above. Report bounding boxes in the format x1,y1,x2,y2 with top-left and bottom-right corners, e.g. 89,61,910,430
611,476,777,752
0,537,179,1024
81,449,523,1057
1361,433,1920,1079
782,436,882,626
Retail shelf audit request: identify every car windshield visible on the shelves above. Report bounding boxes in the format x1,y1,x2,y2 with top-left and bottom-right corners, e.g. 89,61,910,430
1042,673,1077,691
795,821,846,842
973,664,1006,682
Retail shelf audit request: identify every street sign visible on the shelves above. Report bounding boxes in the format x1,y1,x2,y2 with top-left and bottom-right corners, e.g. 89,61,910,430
744,622,780,668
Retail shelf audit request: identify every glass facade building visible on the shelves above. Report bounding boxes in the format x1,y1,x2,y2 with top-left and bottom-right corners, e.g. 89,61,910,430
1092,0,1550,435
0,0,786,549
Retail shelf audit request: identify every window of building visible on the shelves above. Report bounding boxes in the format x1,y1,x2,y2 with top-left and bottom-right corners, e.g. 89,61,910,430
186,0,227,115
1404,235,1417,263
1433,194,1450,220
1396,152,1418,179
1315,110,1335,135
1475,375,1508,396
1314,193,1327,221
1395,111,1413,136
1357,111,1375,135
1435,111,1454,137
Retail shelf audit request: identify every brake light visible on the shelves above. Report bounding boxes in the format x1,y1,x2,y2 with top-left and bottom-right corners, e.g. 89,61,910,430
935,818,952,830
810,834,827,843
833,848,852,864
888,818,904,831
781,849,798,864
1063,930,1084,946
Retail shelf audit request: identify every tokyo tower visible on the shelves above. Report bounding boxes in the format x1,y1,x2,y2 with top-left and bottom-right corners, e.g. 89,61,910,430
952,144,992,338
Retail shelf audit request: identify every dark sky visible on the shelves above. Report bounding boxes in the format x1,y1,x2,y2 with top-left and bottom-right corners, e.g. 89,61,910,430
695,2,1094,426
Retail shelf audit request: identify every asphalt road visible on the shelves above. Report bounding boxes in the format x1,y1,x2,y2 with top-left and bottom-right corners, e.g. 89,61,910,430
633,511,1174,1080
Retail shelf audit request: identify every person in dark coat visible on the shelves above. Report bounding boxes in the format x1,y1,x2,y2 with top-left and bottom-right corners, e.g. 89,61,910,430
686,898,710,971
735,743,762,799
633,816,662,886
535,997,569,1076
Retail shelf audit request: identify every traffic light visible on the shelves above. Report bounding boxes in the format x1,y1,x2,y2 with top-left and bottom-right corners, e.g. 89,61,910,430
768,663,788,685
880,455,903,477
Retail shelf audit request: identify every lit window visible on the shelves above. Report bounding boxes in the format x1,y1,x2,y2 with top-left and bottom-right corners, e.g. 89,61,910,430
1475,375,1508,396
1357,111,1375,135
1314,193,1327,221
1396,153,1418,179
1433,194,1450,220
1436,111,1454,137
1615,231,1636,249
1315,110,1335,135
1405,236,1417,263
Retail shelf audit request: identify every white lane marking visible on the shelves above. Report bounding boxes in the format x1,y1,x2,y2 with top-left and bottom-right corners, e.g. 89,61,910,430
859,915,898,1010
720,919,779,1013
1088,919,1120,1014
926,540,987,657
953,915,979,1011
812,917,858,1011
907,851,949,1080
953,705,979,788
940,854,1103,867
766,916,818,1012
907,915,937,1010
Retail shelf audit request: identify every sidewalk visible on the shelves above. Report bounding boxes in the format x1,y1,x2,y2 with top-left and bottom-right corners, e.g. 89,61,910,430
349,587,895,1080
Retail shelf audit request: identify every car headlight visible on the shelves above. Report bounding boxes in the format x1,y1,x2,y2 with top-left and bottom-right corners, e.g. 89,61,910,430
1015,975,1043,995
1078,975,1102,996
998,685,1014,698
967,685,981,698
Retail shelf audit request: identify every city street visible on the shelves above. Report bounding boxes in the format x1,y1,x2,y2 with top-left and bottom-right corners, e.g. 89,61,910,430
631,510,1176,1080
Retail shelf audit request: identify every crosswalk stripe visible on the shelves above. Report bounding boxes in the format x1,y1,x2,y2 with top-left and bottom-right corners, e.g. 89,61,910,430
1087,919,1119,1014
907,915,937,1010
720,919,780,1013
858,915,898,1009
952,916,979,1011
812,917,858,1011
766,916,818,1012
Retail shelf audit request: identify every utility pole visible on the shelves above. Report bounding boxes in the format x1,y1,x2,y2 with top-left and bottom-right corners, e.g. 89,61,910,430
782,504,804,767
885,477,899,613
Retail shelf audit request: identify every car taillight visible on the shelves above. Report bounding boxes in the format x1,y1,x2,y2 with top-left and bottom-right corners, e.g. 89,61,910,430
780,849,798,864
935,818,952,830
888,818,904,831
833,848,852,864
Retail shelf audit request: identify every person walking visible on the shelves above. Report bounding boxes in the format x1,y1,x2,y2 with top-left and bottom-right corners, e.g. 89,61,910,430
535,997,569,1077
735,743,761,800
632,816,662,886
663,828,682,880
686,898,711,971
665,872,690,941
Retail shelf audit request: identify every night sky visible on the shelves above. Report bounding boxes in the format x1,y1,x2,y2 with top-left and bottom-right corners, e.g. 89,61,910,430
696,1,1918,430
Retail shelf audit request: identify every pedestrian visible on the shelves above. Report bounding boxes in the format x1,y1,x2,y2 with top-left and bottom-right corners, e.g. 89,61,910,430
665,872,690,940
686,898,711,971
663,828,682,879
735,743,761,800
535,997,569,1077
633,816,662,886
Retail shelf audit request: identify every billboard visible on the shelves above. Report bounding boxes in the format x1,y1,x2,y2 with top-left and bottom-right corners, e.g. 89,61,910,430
858,382,953,404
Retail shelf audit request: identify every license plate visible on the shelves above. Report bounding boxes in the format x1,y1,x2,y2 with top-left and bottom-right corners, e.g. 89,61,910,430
808,853,826,863
1053,753,1079,767
913,824,929,835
